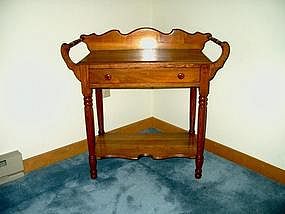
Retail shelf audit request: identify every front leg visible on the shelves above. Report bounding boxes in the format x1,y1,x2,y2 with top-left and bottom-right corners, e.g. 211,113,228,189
83,88,97,179
195,65,209,179
195,93,208,179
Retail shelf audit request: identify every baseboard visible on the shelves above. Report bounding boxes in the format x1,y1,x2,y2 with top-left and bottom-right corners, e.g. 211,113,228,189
204,139,285,184
23,116,285,184
23,139,87,173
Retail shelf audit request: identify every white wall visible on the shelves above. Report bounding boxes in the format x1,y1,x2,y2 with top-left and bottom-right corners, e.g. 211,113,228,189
152,0,285,169
0,0,152,159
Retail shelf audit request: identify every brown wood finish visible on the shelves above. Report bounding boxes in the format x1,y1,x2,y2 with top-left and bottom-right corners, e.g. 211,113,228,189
89,67,200,88
23,139,87,173
80,49,212,64
80,28,211,50
61,28,230,179
204,139,285,184
82,88,97,179
96,133,196,159
195,65,210,178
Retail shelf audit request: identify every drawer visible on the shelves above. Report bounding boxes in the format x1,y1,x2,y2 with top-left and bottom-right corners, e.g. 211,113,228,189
89,68,200,86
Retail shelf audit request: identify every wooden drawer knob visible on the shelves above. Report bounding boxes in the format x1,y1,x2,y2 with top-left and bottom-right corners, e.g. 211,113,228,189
177,73,185,79
104,73,112,80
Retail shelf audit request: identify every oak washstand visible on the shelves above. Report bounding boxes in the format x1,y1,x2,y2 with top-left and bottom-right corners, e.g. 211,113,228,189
61,28,230,179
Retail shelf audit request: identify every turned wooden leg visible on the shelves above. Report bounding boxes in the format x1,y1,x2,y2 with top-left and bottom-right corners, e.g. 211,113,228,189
195,92,208,179
189,87,197,135
83,89,97,179
95,89,105,136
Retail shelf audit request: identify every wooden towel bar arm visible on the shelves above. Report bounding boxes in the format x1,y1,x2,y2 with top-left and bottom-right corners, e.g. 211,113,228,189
60,38,83,70
209,36,230,79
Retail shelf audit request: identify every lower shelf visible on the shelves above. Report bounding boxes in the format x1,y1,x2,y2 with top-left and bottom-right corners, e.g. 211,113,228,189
95,132,197,159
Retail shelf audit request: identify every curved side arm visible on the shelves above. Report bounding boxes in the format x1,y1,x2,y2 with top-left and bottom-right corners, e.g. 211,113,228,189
209,36,230,79
60,38,82,70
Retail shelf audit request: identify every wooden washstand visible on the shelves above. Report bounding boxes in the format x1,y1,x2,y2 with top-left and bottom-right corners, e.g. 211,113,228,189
61,28,230,179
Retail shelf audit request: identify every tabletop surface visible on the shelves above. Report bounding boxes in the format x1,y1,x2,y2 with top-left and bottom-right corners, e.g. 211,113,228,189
79,49,212,65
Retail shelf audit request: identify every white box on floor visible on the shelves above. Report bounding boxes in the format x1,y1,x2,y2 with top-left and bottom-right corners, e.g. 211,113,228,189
0,151,24,185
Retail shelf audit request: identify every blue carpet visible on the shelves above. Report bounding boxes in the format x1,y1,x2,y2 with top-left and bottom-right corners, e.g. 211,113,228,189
0,131,284,213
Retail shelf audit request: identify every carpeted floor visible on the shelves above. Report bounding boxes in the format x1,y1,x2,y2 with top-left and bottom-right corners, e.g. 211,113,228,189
0,130,284,213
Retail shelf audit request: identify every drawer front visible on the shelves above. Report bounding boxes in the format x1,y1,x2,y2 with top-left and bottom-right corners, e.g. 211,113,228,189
89,68,200,86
